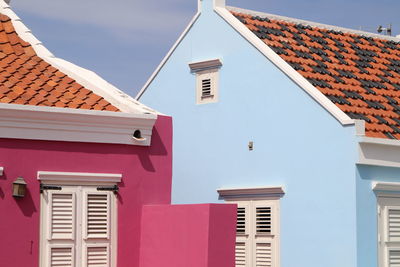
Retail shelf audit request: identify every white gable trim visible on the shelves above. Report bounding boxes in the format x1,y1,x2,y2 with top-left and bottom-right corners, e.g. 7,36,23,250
0,103,156,146
214,6,354,126
0,1,155,115
358,137,400,168
38,171,122,184
136,11,201,99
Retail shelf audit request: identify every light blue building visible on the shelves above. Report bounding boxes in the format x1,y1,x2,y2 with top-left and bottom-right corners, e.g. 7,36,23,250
137,1,400,267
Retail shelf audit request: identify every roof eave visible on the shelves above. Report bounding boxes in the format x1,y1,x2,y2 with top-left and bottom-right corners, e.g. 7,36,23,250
0,103,157,146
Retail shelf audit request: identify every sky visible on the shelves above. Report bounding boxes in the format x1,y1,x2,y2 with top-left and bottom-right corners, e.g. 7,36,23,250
10,0,400,97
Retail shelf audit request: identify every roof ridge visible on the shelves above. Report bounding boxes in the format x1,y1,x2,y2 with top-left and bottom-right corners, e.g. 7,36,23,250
227,6,400,43
0,0,157,114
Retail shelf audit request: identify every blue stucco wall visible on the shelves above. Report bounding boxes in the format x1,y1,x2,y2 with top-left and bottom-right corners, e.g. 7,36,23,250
139,1,359,266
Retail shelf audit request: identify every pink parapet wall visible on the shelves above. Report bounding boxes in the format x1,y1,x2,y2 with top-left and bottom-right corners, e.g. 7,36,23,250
140,204,237,267
0,115,172,267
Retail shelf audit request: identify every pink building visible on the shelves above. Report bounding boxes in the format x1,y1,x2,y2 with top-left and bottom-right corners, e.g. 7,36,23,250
0,2,235,267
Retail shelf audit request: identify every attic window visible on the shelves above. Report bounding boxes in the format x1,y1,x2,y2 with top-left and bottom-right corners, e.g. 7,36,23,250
189,59,222,104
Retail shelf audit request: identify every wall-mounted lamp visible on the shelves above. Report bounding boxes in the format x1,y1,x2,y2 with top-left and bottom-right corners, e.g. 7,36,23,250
12,177,27,198
248,141,254,151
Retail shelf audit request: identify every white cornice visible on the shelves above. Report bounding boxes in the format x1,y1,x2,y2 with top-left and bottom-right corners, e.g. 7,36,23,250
218,186,285,200
38,171,122,184
214,6,354,126
136,11,201,99
0,103,156,146
358,137,400,168
373,182,400,192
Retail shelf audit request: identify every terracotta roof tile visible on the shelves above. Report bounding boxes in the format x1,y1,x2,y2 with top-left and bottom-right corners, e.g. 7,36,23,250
232,11,400,139
0,14,119,112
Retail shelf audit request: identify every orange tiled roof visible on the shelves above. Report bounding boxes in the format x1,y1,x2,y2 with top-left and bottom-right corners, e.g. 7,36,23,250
0,14,119,112
232,11,400,139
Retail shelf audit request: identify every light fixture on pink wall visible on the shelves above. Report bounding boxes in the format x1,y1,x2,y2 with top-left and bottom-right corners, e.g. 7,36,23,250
12,177,27,198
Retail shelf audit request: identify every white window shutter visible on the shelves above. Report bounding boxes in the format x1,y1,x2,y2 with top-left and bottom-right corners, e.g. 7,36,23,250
235,203,250,267
86,245,109,267
388,208,400,242
84,192,111,239
255,243,272,267
49,193,76,240
255,207,272,235
50,246,74,267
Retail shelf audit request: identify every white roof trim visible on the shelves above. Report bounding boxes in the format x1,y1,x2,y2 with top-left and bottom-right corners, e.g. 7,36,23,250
218,186,285,200
0,1,156,115
214,6,354,126
38,171,122,184
358,137,400,168
0,103,156,146
227,6,400,43
136,11,201,99
0,167,3,176
373,182,400,192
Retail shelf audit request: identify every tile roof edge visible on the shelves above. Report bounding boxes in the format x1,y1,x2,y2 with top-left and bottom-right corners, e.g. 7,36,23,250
215,6,354,126
227,6,400,43
0,1,158,115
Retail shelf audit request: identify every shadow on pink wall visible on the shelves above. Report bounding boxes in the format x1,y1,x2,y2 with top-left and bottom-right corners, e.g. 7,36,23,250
140,204,236,267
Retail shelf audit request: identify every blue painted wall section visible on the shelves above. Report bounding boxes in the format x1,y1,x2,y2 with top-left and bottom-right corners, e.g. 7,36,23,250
140,1,362,266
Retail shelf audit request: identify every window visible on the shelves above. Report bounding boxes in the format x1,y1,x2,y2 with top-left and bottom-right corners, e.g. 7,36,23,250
218,187,284,267
378,197,400,267
38,171,121,267
188,59,222,104
374,182,400,267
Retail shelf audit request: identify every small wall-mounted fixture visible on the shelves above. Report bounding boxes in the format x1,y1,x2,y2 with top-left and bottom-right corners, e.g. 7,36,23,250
132,130,146,142
248,141,254,151
13,177,27,198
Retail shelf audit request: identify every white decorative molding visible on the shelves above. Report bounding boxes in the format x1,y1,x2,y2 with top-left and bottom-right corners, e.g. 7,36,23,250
0,0,157,115
0,103,156,146
373,182,400,192
358,137,400,168
0,167,3,176
214,6,354,126
38,171,122,184
217,186,285,200
136,11,201,99
189,58,222,72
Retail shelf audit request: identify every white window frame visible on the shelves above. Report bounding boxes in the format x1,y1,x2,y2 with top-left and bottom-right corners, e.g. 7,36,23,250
218,186,284,267
189,59,222,105
374,182,400,267
38,171,121,267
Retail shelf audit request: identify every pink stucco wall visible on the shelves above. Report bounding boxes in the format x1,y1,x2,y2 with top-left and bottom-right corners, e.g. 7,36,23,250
0,115,172,267
140,204,236,267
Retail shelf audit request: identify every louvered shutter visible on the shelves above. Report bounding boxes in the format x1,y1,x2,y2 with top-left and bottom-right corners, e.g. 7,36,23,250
253,202,276,267
83,190,112,267
84,192,110,239
235,204,250,267
50,246,74,267
388,208,400,242
86,245,109,267
50,193,76,240
255,243,272,267
44,190,77,267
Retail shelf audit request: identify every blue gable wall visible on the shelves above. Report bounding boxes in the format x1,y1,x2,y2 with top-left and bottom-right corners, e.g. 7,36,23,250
139,1,360,266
